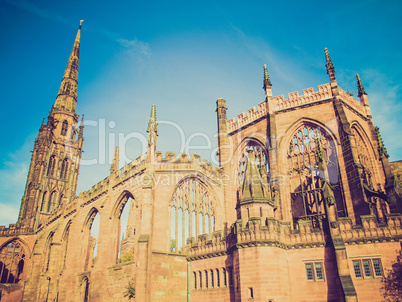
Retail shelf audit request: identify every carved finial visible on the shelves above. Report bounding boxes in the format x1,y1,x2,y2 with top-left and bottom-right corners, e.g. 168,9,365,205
356,74,367,97
111,146,120,173
375,126,389,158
324,48,334,74
263,64,272,90
78,115,84,138
147,105,158,147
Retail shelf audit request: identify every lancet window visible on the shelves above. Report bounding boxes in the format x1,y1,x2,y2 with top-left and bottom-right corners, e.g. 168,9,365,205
47,155,56,177
47,191,57,212
40,191,48,212
116,196,135,263
351,127,375,187
170,178,216,252
61,120,68,136
60,158,69,180
0,240,26,284
237,141,269,186
43,232,54,272
287,124,346,228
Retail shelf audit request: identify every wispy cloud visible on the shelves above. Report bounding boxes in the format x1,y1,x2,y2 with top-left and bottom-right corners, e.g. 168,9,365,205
117,38,151,56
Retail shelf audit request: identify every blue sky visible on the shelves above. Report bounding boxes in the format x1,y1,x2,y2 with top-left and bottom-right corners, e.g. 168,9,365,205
1,0,402,226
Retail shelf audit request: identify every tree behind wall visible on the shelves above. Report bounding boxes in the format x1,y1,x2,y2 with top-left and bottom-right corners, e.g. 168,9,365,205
382,249,402,302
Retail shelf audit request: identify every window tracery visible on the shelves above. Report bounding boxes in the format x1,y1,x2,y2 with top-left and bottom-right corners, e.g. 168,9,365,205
47,156,56,177
60,158,69,180
170,178,215,252
287,124,346,228
0,240,25,284
61,120,68,136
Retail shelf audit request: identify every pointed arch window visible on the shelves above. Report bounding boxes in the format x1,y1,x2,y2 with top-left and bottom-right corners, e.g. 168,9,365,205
0,240,26,284
61,223,71,272
60,158,69,180
47,155,56,177
84,210,100,270
61,120,68,136
47,191,57,212
116,196,135,263
170,178,216,252
287,124,346,228
43,232,54,272
40,191,48,212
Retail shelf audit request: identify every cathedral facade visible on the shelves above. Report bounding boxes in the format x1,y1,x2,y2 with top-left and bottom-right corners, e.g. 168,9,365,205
0,26,402,302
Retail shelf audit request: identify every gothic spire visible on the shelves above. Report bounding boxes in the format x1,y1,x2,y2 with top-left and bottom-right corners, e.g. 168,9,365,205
356,74,367,97
147,105,158,147
54,22,82,113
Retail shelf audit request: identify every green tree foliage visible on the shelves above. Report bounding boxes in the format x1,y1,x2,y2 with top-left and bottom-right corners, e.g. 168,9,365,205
382,249,402,302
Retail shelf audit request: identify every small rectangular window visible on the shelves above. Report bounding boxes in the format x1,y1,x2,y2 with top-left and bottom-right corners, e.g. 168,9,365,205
353,260,362,278
372,259,383,277
248,287,254,298
205,271,208,288
216,269,220,287
194,272,197,289
315,263,324,280
306,263,314,280
362,260,372,277
223,268,227,287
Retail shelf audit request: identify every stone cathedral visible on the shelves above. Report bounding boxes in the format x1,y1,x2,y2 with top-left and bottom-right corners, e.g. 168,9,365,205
0,25,402,302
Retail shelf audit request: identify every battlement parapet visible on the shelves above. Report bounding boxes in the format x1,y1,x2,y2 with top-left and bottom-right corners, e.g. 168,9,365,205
227,101,267,133
338,87,367,117
339,214,402,244
273,84,332,112
0,225,33,236
226,84,333,133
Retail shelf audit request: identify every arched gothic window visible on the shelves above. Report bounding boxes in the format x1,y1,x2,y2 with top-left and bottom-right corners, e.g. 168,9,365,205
43,233,54,272
47,191,57,213
84,210,100,270
60,158,69,180
61,223,71,272
116,196,135,263
287,124,346,228
237,141,269,186
0,240,25,284
170,178,216,252
47,156,56,177
81,277,90,302
61,120,68,136
40,191,48,212
351,127,375,187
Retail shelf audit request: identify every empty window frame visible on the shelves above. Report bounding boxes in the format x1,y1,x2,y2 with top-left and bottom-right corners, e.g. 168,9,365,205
352,259,382,279
222,267,227,287
305,262,325,281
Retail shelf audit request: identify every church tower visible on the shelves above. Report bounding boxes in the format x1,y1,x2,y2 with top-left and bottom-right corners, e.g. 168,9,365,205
17,23,84,229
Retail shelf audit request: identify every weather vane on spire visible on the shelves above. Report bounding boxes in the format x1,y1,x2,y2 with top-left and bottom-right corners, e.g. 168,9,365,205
80,20,84,27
